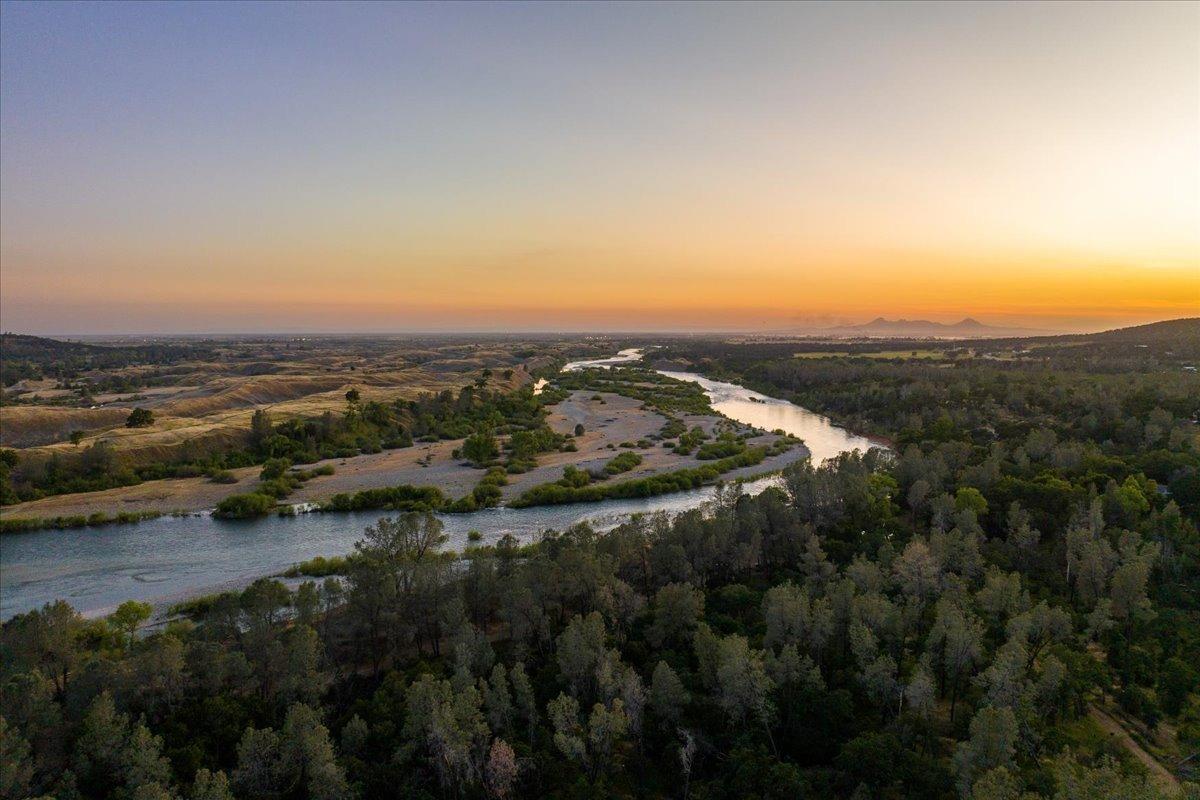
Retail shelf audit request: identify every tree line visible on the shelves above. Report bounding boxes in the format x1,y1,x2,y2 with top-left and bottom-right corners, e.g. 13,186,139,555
2,438,1194,798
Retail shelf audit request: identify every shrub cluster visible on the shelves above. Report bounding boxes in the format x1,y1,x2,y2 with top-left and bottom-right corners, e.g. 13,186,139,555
512,446,767,507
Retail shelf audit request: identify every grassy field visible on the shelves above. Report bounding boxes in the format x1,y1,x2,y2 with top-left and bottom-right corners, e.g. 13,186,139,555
1,336,557,460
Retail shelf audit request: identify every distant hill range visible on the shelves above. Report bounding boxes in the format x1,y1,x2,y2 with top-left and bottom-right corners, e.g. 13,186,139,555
0,333,214,386
823,317,1055,339
1081,317,1200,344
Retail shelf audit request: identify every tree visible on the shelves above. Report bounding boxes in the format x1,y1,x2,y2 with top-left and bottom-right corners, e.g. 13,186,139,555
646,583,704,650
189,769,234,800
276,626,329,708
231,727,283,799
586,699,628,778
835,731,908,793
975,568,1027,628
463,431,499,467
122,722,172,792
969,767,1021,800
616,665,647,744
1035,655,1067,717
278,703,349,800
929,599,983,723
859,654,902,717
73,692,130,795
126,407,154,428
108,600,152,650
259,457,291,481
81,439,118,475
893,538,941,606
1006,602,1071,666
294,581,320,628
762,582,806,652
130,784,178,800
974,639,1029,710
955,486,988,518
404,675,490,793
1158,657,1195,716
0,716,34,800
509,662,538,744
1004,502,1040,572
451,622,495,684
766,644,824,692
249,409,274,451
574,423,585,437
693,622,721,690
547,692,628,780
548,693,585,764
481,664,514,734
340,716,369,759
953,707,1017,797
345,388,360,404
650,661,689,728
484,738,518,798
5,600,84,699
556,612,610,700
1046,751,1162,800
713,634,774,741
1108,537,1160,639
905,659,936,718
69,429,85,446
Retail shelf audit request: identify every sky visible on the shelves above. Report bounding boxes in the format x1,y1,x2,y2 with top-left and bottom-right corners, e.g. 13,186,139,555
1,1,1197,335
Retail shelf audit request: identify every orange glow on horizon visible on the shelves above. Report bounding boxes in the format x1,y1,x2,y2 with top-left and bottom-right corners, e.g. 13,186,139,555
0,2,1196,334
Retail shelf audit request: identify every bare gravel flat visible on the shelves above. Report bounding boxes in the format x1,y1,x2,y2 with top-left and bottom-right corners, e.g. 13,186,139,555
0,390,809,522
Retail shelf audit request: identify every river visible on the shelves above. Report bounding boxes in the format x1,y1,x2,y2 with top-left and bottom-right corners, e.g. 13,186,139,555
0,350,879,619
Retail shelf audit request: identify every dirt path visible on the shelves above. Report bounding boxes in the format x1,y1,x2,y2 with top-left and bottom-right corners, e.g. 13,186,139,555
1088,703,1180,794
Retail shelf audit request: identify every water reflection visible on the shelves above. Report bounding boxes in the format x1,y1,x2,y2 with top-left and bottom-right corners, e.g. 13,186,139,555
0,347,880,619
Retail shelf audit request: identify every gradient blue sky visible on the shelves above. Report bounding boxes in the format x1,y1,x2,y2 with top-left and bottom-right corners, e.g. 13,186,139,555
2,1,1197,333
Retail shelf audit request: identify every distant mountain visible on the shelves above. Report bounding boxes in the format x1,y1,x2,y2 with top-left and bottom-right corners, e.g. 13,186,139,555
824,317,1051,339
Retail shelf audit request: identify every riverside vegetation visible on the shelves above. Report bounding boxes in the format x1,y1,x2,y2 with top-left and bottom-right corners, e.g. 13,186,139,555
2,321,1197,799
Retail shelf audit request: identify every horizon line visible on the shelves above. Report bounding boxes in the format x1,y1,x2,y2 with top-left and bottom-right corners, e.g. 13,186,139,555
11,317,1199,341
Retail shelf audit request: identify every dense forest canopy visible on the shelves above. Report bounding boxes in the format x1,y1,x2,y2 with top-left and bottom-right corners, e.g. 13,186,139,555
1,324,1198,799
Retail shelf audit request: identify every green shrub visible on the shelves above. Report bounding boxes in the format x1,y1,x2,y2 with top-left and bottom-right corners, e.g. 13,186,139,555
283,555,348,578
512,446,767,507
260,457,292,481
673,425,710,455
214,492,276,518
323,485,445,513
696,434,747,460
446,494,479,513
258,477,298,499
603,451,643,475
472,482,503,506
125,407,154,428
559,465,592,488
1,509,162,534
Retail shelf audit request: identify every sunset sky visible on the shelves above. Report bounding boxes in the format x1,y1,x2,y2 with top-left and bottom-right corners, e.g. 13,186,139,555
1,1,1197,334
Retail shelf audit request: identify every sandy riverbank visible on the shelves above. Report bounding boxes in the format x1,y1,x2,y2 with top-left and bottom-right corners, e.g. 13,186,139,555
1,390,809,524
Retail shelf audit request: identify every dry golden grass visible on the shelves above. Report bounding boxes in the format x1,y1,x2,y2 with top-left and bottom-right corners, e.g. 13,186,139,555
5,363,531,470
0,406,131,447
156,375,356,417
